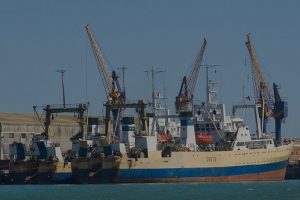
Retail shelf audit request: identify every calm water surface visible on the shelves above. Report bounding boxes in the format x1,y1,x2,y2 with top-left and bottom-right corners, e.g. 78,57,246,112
0,180,299,200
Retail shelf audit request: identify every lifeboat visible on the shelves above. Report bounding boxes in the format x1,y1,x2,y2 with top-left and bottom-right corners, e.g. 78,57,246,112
159,134,172,142
196,133,213,144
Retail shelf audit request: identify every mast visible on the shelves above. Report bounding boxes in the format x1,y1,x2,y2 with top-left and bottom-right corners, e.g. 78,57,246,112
204,64,220,105
145,66,165,113
57,69,66,108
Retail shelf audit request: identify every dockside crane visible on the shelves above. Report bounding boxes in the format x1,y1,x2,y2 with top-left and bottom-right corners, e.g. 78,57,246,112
85,24,125,142
85,24,148,143
245,33,273,133
245,33,287,141
85,24,125,104
175,38,207,115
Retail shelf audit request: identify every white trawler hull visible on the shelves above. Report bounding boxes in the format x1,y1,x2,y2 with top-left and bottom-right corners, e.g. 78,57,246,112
73,144,292,183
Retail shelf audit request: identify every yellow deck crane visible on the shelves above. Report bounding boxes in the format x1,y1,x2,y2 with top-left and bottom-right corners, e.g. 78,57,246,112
175,38,207,115
245,33,287,140
85,24,148,143
245,33,273,133
85,25,120,104
85,24,123,142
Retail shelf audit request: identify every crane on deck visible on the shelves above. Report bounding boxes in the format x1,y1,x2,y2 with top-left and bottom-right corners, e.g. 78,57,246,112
245,33,287,141
85,24,148,143
85,24,125,105
85,24,124,142
245,33,273,133
175,38,207,115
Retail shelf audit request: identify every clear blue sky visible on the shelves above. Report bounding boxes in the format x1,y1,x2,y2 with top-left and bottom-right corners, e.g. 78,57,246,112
0,0,299,137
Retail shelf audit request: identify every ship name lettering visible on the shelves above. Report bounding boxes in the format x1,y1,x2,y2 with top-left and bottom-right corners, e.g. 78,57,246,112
206,157,216,162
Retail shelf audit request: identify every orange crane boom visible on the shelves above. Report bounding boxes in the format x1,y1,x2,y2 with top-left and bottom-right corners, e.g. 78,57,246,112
245,33,273,105
85,24,113,99
245,33,274,133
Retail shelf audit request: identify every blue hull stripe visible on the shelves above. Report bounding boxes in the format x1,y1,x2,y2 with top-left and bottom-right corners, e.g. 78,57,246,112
53,172,72,181
98,161,287,180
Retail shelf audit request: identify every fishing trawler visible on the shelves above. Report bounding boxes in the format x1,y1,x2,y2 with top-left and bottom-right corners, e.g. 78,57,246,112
80,26,291,183
8,136,65,184
34,103,88,183
96,49,291,183
8,142,38,184
83,80,291,183
71,135,104,183
7,103,88,184
32,135,72,184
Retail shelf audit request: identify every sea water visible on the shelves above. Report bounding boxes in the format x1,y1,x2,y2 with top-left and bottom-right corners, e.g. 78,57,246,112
0,180,299,200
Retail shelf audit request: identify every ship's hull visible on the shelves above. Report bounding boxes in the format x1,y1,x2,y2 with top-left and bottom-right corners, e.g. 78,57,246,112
9,161,38,184
52,162,73,183
9,172,38,184
53,172,73,183
36,161,56,184
0,160,10,184
38,161,73,184
0,172,10,184
96,160,287,183
71,157,102,183
8,160,73,184
74,145,292,183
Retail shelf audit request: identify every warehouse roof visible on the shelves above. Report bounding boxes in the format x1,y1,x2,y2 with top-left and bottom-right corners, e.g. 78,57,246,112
0,112,80,123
